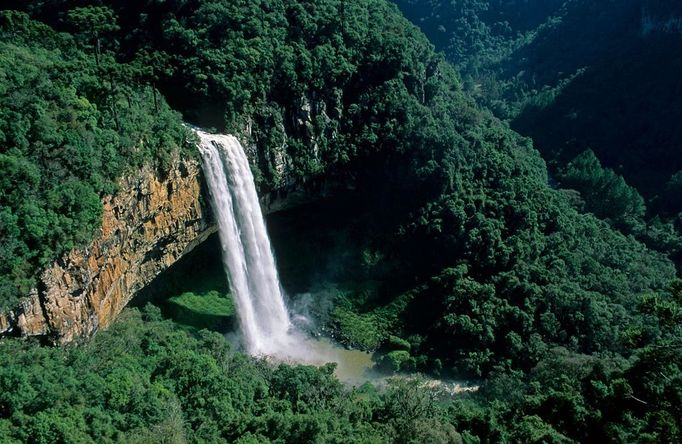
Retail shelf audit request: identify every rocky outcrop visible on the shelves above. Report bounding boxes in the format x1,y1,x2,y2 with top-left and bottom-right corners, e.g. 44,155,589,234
0,289,47,338
0,157,215,344
236,93,340,191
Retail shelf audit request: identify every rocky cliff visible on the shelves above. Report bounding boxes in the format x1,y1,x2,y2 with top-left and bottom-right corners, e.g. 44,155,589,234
0,158,215,344
0,94,344,344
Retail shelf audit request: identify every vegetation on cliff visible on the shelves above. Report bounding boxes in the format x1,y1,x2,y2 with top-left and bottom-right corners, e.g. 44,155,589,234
0,0,681,442
0,11,191,310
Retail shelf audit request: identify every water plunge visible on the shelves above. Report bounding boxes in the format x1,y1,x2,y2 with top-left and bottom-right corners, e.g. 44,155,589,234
194,130,475,391
197,130,294,356
196,130,377,384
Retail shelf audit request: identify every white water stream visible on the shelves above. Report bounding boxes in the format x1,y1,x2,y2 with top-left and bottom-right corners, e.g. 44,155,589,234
197,130,299,356
196,130,376,382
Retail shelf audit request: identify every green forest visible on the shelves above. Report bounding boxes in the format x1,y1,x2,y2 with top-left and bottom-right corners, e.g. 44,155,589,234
1,1,681,443
394,0,682,264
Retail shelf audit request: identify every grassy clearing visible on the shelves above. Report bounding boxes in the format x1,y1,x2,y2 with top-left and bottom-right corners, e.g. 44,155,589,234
167,290,235,331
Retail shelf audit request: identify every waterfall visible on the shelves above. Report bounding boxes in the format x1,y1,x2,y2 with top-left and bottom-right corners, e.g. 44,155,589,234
196,130,295,356
194,129,380,384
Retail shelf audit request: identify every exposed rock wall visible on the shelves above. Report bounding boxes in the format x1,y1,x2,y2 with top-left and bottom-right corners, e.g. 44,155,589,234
236,93,339,191
0,100,344,344
0,158,215,344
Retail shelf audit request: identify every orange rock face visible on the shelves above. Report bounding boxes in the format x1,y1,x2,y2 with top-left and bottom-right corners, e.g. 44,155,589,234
0,158,215,344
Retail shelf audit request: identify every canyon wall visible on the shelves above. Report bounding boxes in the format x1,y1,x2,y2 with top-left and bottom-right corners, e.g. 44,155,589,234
0,157,215,344
0,94,344,344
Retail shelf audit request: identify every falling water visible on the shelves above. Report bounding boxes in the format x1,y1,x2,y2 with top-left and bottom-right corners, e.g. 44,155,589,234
195,129,479,391
196,130,295,356
196,130,378,384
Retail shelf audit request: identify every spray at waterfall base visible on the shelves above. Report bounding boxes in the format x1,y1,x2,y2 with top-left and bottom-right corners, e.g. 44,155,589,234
196,130,374,381
196,129,478,392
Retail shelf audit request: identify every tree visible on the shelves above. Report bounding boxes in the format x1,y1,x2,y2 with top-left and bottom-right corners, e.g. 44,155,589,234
559,150,646,231
64,6,119,65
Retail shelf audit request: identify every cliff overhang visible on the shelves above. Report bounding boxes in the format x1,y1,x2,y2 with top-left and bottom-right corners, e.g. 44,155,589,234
0,158,215,343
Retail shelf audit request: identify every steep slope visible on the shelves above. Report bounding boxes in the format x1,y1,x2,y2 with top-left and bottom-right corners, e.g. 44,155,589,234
0,11,192,312
393,0,564,75
393,0,682,256
0,158,214,342
510,1,682,205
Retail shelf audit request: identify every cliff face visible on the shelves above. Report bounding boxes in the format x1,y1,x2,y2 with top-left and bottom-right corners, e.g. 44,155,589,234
0,98,341,344
0,158,215,344
236,93,339,189
237,94,352,214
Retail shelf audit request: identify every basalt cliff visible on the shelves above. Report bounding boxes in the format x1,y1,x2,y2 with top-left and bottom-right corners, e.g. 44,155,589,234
0,95,342,344
0,158,214,344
